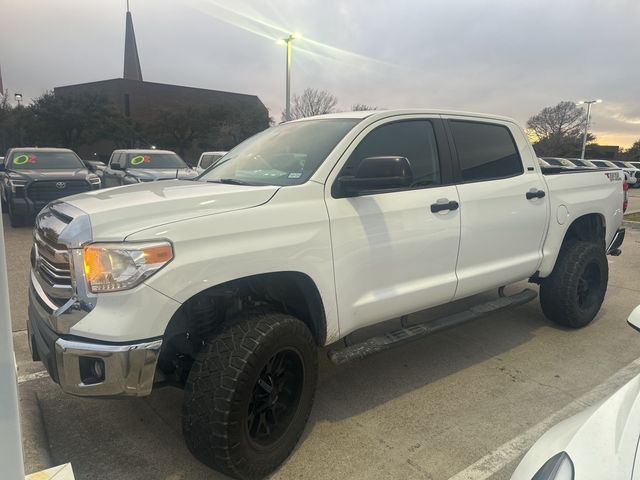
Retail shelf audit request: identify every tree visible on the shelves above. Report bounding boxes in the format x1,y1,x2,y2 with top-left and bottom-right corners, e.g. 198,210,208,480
285,88,338,120
351,103,378,111
29,92,119,150
617,140,640,161
527,101,586,140
527,101,592,157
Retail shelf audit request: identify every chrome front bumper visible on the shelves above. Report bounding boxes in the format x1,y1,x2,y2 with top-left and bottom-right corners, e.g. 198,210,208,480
29,274,163,397
54,337,162,397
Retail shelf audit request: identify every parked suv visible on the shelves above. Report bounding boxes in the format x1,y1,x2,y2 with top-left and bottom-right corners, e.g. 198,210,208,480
0,148,101,227
94,149,197,187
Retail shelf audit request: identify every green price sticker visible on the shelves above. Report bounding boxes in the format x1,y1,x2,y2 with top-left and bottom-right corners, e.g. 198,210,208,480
130,155,146,166
13,155,29,165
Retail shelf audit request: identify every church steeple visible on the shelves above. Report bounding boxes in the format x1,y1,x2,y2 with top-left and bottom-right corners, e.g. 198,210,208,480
123,1,143,81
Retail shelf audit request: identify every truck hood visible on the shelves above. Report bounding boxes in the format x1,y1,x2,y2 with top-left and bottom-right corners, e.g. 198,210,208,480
125,168,198,181
7,168,93,181
62,180,279,240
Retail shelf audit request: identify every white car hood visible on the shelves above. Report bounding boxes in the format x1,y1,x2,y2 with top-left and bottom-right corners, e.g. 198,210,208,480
63,180,279,240
512,373,640,479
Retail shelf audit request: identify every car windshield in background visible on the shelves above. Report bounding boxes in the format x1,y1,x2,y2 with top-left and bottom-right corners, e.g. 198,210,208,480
9,151,84,170
611,161,631,168
570,159,590,167
591,160,612,168
199,118,361,186
125,152,187,169
544,158,564,166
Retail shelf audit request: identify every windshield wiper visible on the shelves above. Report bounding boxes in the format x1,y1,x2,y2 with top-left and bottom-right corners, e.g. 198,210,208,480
206,178,256,186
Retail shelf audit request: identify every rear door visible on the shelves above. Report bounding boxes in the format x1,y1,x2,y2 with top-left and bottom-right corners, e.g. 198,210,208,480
325,116,461,336
445,117,548,299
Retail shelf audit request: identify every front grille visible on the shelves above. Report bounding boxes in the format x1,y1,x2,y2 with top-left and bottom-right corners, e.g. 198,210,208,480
27,180,91,202
33,212,74,304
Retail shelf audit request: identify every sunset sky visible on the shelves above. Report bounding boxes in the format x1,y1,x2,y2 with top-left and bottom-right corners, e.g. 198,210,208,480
1,0,638,147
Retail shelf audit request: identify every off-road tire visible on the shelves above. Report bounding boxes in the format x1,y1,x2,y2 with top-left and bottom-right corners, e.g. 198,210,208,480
540,240,608,328
182,312,318,480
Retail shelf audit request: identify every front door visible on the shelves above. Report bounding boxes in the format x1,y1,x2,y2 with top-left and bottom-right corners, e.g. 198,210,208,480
325,117,461,337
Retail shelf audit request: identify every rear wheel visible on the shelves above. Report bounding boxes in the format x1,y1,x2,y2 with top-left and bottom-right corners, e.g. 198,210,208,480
540,241,608,328
182,312,318,480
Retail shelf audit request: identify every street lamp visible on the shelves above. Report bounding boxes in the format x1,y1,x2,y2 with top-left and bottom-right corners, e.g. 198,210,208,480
577,99,602,160
14,93,22,106
278,32,302,121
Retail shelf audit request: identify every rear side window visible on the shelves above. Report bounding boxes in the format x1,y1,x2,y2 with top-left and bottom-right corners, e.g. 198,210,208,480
343,120,441,188
450,121,523,182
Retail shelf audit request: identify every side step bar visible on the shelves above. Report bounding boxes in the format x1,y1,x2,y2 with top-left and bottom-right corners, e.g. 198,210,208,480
328,288,538,366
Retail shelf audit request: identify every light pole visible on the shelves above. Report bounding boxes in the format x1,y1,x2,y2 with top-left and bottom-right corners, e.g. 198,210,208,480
14,93,22,107
278,32,301,121
577,99,602,160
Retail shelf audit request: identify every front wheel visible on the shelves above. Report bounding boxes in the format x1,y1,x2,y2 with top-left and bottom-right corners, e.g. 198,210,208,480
540,241,608,328
182,312,318,480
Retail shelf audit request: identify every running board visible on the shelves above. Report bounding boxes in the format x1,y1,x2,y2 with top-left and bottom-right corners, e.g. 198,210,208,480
328,288,538,366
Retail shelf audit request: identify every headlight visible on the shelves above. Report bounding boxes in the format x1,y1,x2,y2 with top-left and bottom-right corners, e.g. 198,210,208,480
532,452,574,480
82,241,173,293
88,176,101,186
9,179,27,192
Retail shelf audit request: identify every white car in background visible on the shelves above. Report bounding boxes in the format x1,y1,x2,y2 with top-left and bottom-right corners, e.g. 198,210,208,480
591,159,638,186
512,305,640,480
196,151,228,174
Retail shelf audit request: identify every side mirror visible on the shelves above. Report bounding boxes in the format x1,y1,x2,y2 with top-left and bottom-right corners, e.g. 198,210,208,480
337,156,413,196
83,160,96,172
0,163,5,172
110,162,122,171
628,305,640,333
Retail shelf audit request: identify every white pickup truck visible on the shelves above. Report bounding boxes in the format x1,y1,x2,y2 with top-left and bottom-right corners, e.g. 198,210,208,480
27,110,626,480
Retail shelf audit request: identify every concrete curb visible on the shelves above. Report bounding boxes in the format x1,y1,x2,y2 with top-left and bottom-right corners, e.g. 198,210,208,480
20,385,53,475
623,220,640,230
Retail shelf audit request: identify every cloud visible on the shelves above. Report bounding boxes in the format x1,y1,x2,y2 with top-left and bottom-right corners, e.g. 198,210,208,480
1,0,637,146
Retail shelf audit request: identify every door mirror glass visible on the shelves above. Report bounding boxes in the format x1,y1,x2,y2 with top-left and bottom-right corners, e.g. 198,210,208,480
111,162,122,171
338,156,413,196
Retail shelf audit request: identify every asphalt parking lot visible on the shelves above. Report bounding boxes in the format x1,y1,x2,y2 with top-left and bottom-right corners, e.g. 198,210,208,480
8,190,640,480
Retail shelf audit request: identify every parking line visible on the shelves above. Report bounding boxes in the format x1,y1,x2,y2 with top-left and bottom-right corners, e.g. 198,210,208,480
18,371,49,384
448,356,640,480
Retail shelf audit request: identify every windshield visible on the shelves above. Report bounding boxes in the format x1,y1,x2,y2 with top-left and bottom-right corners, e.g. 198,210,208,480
591,160,612,168
569,159,589,167
611,161,632,169
199,118,361,186
9,151,84,170
124,152,187,169
544,158,563,166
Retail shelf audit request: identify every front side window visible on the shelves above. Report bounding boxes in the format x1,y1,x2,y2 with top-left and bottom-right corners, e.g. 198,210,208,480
124,152,187,169
450,121,523,182
9,151,84,170
200,118,360,186
341,120,441,188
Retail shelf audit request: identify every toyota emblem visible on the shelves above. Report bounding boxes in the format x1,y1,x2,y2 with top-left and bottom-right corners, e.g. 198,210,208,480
56,182,66,189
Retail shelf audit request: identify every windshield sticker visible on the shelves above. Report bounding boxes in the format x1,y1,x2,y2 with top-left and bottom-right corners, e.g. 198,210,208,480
130,155,152,166
13,154,37,165
288,172,302,179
